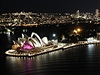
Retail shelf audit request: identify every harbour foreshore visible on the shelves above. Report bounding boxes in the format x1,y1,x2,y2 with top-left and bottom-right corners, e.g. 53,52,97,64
5,41,100,57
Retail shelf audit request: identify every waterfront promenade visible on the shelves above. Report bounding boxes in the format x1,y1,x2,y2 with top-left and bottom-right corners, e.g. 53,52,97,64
5,40,100,57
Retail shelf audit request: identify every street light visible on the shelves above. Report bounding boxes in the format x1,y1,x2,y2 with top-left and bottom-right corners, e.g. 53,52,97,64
73,28,82,41
77,28,81,32
73,28,81,34
52,33,57,41
53,33,56,37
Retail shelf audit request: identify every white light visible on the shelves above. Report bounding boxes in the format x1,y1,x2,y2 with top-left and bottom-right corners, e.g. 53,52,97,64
87,37,98,43
9,50,15,52
52,39,55,42
7,29,11,32
87,37,93,42
53,34,56,37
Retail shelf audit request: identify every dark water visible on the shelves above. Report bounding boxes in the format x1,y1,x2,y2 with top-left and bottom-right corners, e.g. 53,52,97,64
1,44,100,75
0,25,100,75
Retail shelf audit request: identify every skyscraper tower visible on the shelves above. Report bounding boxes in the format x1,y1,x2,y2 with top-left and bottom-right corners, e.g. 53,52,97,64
76,10,80,18
95,9,99,18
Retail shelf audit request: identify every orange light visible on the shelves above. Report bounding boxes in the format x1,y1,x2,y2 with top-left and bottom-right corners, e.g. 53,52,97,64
77,28,81,32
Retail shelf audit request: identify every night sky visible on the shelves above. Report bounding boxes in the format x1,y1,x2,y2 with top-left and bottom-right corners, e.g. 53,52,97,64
0,0,100,13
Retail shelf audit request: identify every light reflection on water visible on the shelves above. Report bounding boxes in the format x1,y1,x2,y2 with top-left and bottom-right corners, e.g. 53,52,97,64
6,56,39,74
5,50,67,75
6,56,36,75
87,44,95,56
4,44,100,75
87,44,95,51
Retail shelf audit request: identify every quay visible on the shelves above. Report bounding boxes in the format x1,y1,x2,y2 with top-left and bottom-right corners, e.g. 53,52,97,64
5,40,100,57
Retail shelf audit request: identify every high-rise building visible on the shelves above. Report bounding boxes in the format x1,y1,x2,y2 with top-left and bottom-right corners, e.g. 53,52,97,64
76,10,80,18
95,9,99,18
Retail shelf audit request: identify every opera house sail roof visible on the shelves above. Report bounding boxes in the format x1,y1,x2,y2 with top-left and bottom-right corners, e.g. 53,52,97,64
5,32,65,57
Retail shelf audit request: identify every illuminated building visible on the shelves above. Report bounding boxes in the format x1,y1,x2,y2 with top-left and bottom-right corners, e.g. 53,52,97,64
95,9,99,18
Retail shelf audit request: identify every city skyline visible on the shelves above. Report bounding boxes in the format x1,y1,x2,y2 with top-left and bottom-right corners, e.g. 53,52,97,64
0,0,100,13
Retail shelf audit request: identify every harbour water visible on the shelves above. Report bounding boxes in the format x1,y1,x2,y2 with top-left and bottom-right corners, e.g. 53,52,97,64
1,43,100,75
0,24,100,75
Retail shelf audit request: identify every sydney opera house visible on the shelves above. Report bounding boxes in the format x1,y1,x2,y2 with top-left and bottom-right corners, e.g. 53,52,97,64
5,32,65,57
5,31,100,57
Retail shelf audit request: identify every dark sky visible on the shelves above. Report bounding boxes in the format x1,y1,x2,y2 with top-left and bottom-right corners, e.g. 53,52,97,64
0,0,100,13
